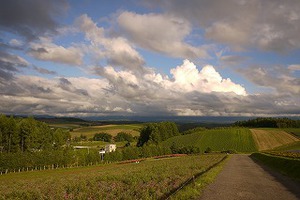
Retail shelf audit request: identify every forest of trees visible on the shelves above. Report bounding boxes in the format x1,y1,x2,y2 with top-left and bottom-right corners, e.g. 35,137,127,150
0,115,70,153
0,116,216,173
93,133,112,142
137,122,179,146
234,117,300,128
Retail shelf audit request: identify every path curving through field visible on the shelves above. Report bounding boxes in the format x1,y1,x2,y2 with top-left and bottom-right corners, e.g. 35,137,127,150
199,154,300,200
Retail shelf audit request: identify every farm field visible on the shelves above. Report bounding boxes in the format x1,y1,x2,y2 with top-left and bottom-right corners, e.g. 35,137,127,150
282,128,300,138
250,129,299,151
0,154,226,200
271,141,300,152
162,128,257,152
49,123,83,129
71,124,143,138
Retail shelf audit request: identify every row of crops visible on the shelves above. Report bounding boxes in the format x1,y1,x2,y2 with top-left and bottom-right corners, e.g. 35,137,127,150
162,128,258,152
0,154,226,199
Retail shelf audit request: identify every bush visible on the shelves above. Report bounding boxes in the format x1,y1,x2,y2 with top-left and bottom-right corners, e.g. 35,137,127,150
93,133,112,142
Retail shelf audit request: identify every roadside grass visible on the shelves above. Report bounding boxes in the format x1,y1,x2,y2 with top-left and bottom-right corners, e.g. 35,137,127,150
250,129,299,151
170,155,230,199
162,128,257,153
251,153,300,181
0,154,226,200
71,124,142,138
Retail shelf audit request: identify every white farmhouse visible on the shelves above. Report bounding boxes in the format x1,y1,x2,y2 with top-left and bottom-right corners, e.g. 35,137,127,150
105,144,116,153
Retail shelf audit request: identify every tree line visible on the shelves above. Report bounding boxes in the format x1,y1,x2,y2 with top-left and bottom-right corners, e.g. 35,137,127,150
234,117,300,128
93,132,134,142
0,115,70,153
137,122,179,146
0,117,203,173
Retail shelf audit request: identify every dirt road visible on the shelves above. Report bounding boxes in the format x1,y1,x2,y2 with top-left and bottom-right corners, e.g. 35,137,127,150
199,154,300,200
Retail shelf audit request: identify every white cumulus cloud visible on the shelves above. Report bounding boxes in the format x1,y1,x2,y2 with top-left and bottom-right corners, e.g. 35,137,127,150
170,60,247,95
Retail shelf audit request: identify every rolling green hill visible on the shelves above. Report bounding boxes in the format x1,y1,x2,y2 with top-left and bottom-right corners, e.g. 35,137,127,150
162,128,257,153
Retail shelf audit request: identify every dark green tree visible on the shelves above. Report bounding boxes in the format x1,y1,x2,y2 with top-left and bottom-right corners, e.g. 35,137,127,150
137,122,179,146
93,133,112,142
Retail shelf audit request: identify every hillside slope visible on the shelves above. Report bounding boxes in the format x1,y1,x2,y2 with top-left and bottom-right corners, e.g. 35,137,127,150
162,128,257,152
250,129,299,151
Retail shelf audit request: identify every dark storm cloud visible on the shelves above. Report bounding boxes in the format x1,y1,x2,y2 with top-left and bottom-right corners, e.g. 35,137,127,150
0,51,29,82
0,0,68,40
0,41,23,51
0,69,14,81
59,77,89,97
29,47,48,54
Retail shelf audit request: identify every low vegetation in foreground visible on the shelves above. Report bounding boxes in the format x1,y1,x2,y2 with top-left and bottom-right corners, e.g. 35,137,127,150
251,152,300,180
0,154,226,200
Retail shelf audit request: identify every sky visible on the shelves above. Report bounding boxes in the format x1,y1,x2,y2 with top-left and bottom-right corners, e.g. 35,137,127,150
0,0,300,117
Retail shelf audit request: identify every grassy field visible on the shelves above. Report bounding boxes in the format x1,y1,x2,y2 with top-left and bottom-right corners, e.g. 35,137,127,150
71,124,143,138
162,128,257,153
250,129,299,151
251,152,300,180
49,123,83,129
0,154,226,200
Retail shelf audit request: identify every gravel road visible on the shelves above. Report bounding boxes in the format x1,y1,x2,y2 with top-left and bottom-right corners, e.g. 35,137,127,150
199,154,300,200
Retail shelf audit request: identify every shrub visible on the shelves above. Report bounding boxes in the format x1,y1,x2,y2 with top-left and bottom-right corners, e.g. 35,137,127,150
93,133,112,142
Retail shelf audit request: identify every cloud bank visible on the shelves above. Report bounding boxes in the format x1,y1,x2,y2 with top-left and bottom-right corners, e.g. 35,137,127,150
0,1,299,117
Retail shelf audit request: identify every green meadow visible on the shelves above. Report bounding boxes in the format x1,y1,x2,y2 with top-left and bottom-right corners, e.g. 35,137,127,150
162,128,258,153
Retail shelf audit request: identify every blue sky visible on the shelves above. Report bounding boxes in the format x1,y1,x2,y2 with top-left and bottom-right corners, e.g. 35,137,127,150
0,0,299,117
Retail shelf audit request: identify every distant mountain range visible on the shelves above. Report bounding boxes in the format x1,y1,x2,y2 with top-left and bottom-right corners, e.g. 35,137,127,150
5,114,300,125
